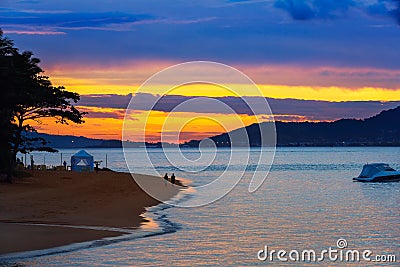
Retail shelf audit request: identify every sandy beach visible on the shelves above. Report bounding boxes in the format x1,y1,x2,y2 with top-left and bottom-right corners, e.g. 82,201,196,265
0,170,184,255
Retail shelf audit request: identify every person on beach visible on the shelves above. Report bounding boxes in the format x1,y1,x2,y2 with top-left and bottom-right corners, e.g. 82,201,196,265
163,173,169,180
63,160,67,170
16,158,23,170
30,155,34,170
171,173,176,184
95,162,100,173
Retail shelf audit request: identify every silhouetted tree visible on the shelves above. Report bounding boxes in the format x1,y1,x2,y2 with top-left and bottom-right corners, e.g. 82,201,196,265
0,30,19,182
0,29,86,182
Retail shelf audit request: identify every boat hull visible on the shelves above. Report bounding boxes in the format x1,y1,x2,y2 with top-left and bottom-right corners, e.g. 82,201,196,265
353,174,400,182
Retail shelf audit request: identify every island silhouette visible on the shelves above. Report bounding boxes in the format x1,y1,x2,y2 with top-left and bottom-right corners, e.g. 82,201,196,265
26,106,400,148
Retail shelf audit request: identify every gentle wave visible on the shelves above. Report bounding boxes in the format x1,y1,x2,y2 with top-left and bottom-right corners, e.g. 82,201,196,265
142,163,363,172
0,185,192,264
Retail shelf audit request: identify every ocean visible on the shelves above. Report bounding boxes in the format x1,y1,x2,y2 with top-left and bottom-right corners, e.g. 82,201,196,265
5,147,400,266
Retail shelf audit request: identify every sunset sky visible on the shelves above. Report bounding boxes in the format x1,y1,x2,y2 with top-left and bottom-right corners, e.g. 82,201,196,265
2,0,400,142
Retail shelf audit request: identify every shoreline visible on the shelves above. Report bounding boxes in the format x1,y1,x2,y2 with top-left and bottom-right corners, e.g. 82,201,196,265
0,170,186,256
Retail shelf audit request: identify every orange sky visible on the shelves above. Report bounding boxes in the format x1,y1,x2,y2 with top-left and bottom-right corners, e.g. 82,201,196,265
46,62,400,101
31,63,400,143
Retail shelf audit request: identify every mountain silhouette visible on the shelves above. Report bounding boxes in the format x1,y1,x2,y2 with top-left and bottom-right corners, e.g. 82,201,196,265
185,106,400,147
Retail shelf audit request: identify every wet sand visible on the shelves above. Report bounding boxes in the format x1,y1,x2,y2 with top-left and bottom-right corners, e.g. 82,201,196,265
0,170,183,255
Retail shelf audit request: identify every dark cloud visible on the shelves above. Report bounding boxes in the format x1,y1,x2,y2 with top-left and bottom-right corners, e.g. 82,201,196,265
265,98,400,120
371,0,400,25
80,108,127,120
274,0,355,20
79,94,132,109
275,0,400,25
0,8,153,32
274,0,315,20
79,93,400,121
2,0,400,71
395,0,400,20
16,0,40,3
74,105,128,119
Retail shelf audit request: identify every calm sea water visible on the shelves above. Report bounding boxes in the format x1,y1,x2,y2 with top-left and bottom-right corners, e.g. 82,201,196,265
6,147,400,266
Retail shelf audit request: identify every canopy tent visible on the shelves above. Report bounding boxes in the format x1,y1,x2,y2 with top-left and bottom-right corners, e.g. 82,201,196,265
71,150,94,172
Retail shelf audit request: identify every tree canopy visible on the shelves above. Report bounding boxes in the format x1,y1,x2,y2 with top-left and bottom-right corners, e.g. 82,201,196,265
0,29,86,182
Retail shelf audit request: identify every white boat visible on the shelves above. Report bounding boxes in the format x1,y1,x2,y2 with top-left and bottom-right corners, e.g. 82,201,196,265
353,163,400,182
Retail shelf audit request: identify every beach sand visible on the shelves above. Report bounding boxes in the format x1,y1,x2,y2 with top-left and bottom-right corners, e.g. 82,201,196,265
0,170,183,255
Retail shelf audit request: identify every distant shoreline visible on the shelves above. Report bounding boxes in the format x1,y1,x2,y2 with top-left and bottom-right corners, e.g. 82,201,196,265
27,104,400,149
25,132,400,149
0,170,185,255
84,144,400,148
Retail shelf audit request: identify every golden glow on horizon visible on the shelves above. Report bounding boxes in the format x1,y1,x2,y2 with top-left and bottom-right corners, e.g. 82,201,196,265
31,106,331,143
49,77,400,102
35,63,400,142
32,106,263,143
128,109,261,143
45,62,400,101
31,116,123,139
258,85,400,102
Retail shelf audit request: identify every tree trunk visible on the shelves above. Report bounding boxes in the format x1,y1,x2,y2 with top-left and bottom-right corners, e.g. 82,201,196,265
0,147,13,183
6,117,24,183
0,110,13,183
6,153,13,183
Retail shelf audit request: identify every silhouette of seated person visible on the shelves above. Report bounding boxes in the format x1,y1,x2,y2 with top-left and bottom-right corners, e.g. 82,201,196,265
163,173,169,180
171,173,176,184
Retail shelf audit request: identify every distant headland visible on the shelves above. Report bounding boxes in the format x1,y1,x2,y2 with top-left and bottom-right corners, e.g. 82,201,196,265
32,106,400,148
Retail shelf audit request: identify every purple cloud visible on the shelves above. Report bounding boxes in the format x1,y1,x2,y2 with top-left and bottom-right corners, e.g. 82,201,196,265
78,93,400,121
275,0,400,25
2,0,400,71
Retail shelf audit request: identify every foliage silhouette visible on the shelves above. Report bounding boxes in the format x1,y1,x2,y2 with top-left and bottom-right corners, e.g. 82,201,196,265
0,29,86,182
